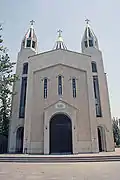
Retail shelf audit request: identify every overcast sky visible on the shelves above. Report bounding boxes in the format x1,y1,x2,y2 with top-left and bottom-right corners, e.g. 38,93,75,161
1,0,120,117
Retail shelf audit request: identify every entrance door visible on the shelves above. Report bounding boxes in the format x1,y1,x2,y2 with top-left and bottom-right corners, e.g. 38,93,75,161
97,126,106,152
98,127,102,152
16,127,24,153
50,114,72,154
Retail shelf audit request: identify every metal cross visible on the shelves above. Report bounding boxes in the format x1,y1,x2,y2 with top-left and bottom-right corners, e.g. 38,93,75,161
30,20,35,26
57,29,62,37
85,19,90,24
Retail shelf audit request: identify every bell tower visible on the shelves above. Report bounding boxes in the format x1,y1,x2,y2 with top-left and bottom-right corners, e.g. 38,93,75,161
21,20,37,52
81,20,115,152
8,21,38,153
81,19,99,53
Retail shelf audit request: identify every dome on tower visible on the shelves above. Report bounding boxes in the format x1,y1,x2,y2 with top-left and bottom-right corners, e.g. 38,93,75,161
53,30,67,50
21,20,37,51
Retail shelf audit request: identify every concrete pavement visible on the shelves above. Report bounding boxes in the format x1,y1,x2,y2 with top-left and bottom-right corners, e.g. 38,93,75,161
0,149,120,179
0,162,120,180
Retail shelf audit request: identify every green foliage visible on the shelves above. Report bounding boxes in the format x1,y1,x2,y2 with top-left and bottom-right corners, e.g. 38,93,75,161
0,24,17,137
112,119,120,146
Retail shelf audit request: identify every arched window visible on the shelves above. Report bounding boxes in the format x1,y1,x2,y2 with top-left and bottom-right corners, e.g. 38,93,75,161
32,41,35,48
29,30,32,38
72,78,76,98
97,126,106,152
26,40,31,47
16,127,24,153
19,77,27,118
91,62,97,73
88,27,91,37
58,75,62,95
44,78,48,99
89,40,93,47
93,76,102,117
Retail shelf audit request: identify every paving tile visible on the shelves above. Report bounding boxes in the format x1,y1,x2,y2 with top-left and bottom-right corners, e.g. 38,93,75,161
0,162,120,180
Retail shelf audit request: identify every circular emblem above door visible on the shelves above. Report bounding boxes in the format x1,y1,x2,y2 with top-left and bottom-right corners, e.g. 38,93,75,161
55,102,66,109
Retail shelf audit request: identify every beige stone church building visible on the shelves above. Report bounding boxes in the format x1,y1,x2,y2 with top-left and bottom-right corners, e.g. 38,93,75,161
8,21,115,154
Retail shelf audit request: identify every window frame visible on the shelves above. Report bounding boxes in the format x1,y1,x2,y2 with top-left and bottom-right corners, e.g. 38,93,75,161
44,78,48,99
72,78,77,98
32,41,35,48
22,62,28,75
26,39,31,47
58,75,63,96
19,77,27,118
93,76,102,117
89,39,93,47
92,61,97,73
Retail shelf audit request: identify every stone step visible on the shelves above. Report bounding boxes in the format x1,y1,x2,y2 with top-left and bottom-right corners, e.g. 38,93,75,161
0,155,120,163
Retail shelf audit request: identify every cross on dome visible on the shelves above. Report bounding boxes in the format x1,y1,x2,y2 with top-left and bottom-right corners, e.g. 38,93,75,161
53,29,67,50
81,19,99,51
85,19,90,24
57,29,64,43
30,20,35,26
21,20,37,51
58,29,62,37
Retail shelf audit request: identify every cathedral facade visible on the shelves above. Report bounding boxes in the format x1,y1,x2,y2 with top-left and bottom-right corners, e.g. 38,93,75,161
8,21,115,154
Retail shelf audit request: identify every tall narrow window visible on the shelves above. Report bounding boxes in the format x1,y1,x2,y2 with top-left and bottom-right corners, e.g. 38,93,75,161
88,27,91,37
93,76,102,117
92,62,97,73
89,40,93,47
44,78,48,99
23,63,28,74
19,77,27,118
29,30,32,38
58,75,62,95
72,78,76,98
32,41,35,48
26,40,31,47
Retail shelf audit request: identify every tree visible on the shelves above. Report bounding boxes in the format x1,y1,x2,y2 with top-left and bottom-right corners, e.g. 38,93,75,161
112,118,120,146
0,24,17,138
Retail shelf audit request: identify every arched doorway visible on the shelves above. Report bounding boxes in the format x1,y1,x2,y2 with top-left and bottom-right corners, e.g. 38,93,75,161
50,114,72,154
16,127,24,153
97,126,106,152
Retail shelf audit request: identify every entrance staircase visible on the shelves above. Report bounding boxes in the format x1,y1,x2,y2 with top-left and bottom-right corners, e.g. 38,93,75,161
0,153,120,163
